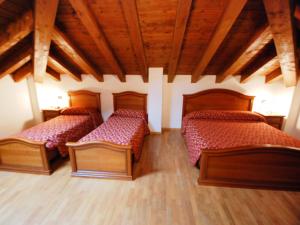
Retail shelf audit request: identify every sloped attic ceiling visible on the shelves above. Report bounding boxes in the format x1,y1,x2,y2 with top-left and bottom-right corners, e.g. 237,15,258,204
0,0,299,86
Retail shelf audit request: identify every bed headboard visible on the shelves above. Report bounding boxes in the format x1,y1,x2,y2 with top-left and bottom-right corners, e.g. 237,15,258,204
182,89,254,118
68,90,101,111
113,91,147,112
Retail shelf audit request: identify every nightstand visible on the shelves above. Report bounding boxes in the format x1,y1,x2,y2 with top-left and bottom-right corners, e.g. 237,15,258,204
42,109,61,121
263,115,285,130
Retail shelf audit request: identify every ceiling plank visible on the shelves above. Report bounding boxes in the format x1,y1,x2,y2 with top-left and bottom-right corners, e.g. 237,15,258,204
69,0,126,82
46,66,60,81
52,26,103,82
191,0,247,83
0,10,33,56
120,0,148,82
263,0,299,87
12,61,32,82
167,0,193,83
0,45,32,79
217,25,273,83
241,53,279,83
33,0,59,82
265,67,282,83
48,52,82,82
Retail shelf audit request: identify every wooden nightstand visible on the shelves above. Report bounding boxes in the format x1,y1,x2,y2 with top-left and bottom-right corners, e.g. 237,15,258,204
42,109,61,121
263,115,285,130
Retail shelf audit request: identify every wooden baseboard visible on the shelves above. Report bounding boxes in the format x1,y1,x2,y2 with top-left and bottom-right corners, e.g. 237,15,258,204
71,170,132,180
150,132,162,134
162,128,180,132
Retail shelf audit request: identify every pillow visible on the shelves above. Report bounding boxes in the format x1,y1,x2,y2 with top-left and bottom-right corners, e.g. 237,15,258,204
113,108,147,121
61,107,98,115
184,110,266,122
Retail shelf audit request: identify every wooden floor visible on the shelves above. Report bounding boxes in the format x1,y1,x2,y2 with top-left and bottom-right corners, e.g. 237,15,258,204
0,130,300,225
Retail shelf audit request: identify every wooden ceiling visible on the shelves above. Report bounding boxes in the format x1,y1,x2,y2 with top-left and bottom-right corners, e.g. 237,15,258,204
0,0,299,86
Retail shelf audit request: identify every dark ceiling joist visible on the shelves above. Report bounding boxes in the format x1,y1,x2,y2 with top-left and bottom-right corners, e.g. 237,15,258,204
265,67,282,83
191,0,247,83
48,51,82,82
33,0,59,82
12,61,32,82
0,44,32,79
240,43,278,83
46,66,60,81
167,0,193,83
52,26,103,82
263,0,299,87
217,24,273,83
121,0,148,83
0,10,33,56
69,0,126,82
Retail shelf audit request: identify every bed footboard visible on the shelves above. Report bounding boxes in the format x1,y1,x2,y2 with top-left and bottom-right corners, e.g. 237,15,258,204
67,141,133,180
0,138,52,175
199,145,300,190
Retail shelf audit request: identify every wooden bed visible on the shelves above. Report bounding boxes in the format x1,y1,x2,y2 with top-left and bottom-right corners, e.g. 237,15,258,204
0,90,101,175
67,91,147,180
182,89,300,190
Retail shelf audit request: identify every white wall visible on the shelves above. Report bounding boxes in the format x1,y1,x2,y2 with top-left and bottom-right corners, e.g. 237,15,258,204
163,75,295,129
285,80,300,139
0,76,35,138
148,68,163,132
0,70,295,137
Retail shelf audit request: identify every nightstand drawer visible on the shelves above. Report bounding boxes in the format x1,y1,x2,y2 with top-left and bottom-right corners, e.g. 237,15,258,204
263,115,284,130
268,123,282,129
266,116,283,124
42,109,61,121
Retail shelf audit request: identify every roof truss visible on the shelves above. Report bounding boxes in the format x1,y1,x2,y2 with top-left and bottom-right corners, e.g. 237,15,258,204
191,0,247,83
121,0,148,82
0,10,33,56
167,0,193,83
52,26,103,82
263,0,299,87
69,0,126,82
33,0,59,82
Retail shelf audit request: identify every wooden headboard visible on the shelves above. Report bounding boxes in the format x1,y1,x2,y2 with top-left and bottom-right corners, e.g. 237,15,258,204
68,90,101,111
113,91,147,112
182,89,254,118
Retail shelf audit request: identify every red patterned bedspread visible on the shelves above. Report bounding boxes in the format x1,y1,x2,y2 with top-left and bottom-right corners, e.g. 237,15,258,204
79,115,150,161
14,114,100,156
183,111,300,165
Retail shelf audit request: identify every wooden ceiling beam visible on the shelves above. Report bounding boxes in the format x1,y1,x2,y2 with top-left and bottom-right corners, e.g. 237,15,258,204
12,61,32,82
33,0,59,82
167,0,193,83
265,67,282,83
263,0,299,87
0,45,32,79
121,0,149,82
0,10,33,56
46,66,60,81
52,26,103,82
69,0,126,82
240,46,279,83
217,25,273,83
48,52,82,82
191,0,247,83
